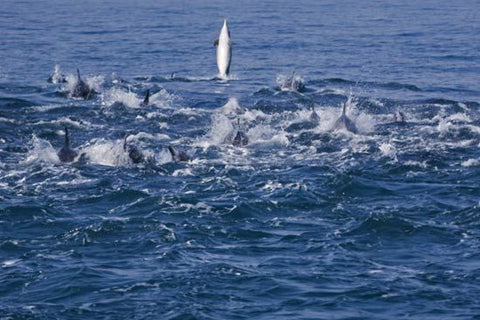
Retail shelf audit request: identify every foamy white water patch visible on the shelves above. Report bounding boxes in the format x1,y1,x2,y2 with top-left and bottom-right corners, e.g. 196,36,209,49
49,65,64,84
461,159,480,167
86,75,105,92
150,88,177,108
201,114,235,147
218,97,244,115
23,135,59,164
247,125,289,146
379,142,398,161
81,139,128,166
103,88,141,108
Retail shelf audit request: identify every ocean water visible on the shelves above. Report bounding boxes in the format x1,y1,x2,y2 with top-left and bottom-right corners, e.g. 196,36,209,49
1,0,480,319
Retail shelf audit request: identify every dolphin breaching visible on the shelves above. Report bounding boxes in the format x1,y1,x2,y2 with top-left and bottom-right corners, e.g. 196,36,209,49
215,19,232,79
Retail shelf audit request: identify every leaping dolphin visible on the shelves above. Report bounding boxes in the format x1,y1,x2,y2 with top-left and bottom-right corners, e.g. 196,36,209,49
58,127,78,162
124,135,145,164
214,19,232,79
333,103,358,134
71,69,91,99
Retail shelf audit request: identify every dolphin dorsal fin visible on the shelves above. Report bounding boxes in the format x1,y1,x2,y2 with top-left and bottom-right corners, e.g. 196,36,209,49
342,103,347,116
64,127,70,147
143,90,150,106
168,146,176,158
123,135,128,151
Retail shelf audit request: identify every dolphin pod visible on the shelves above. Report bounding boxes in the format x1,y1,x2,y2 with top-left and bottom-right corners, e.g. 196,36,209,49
46,18,416,167
215,19,232,79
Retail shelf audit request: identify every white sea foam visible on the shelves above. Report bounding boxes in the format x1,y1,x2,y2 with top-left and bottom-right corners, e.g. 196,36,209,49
247,125,289,146
218,97,244,115
202,114,235,147
22,135,59,164
379,142,398,161
103,88,142,108
80,138,128,166
461,159,480,167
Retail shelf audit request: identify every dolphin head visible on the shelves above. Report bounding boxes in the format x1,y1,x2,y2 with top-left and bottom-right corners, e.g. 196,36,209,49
221,19,230,39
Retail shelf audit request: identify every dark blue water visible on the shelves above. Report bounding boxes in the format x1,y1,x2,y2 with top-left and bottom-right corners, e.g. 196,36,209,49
1,1,480,319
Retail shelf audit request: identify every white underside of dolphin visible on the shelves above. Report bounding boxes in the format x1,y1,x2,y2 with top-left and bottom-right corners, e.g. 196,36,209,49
216,19,232,80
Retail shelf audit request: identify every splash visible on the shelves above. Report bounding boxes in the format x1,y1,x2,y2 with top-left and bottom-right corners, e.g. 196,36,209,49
461,159,480,167
218,97,244,115
201,114,235,147
379,142,398,161
48,65,66,84
276,72,305,92
81,139,129,167
247,124,289,146
23,135,59,164
102,88,142,108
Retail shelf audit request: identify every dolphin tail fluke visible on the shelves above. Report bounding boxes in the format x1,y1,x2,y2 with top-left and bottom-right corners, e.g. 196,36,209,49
143,90,150,106
76,68,81,81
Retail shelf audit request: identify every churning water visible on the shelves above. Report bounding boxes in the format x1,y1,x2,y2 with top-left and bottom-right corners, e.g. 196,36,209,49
1,0,479,319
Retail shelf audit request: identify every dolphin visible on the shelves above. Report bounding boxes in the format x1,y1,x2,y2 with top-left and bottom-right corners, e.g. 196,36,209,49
71,69,91,99
333,103,358,134
309,103,320,124
214,19,232,79
140,89,150,106
124,135,145,164
168,146,190,162
58,127,78,162
393,110,406,123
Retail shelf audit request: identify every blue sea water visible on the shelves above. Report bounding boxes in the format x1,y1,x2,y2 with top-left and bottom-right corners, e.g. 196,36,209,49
1,0,480,319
